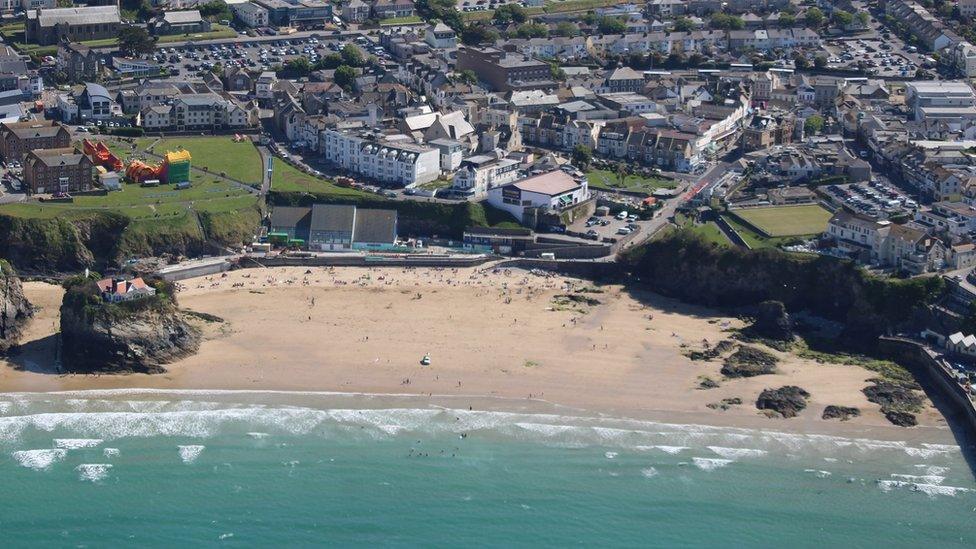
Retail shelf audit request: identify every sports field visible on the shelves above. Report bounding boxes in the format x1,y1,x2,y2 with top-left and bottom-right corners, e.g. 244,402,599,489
732,205,832,237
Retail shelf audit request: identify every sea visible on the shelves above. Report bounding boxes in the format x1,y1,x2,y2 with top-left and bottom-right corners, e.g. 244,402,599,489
1,389,974,547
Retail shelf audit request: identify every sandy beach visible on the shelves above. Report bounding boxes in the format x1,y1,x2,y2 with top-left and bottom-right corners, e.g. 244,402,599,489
0,265,954,443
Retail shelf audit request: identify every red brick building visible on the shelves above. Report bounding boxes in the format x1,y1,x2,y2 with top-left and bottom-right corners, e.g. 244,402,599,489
0,121,71,162
23,147,94,195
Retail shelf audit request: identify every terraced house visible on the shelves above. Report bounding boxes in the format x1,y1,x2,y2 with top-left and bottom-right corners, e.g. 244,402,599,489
140,94,258,131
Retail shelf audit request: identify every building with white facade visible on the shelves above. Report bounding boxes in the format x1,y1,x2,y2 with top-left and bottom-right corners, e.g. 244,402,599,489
322,129,440,186
233,1,269,27
451,153,520,198
140,94,257,131
487,170,589,223
905,81,976,121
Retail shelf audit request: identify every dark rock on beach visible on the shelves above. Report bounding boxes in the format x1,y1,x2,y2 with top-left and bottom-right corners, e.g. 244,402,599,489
721,345,779,378
756,386,810,418
750,300,794,341
883,410,918,427
821,405,860,421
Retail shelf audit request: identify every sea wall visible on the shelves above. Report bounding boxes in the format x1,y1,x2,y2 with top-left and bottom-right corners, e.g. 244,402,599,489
878,337,976,439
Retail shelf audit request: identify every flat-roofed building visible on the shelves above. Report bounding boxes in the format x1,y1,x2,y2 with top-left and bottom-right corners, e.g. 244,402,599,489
905,81,976,121
487,170,589,223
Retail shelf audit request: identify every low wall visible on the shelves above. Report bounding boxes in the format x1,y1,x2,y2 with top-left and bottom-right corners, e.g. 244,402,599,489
158,260,232,281
240,254,495,269
878,336,976,438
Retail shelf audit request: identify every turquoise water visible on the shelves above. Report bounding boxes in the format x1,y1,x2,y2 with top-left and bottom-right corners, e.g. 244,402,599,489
1,390,974,547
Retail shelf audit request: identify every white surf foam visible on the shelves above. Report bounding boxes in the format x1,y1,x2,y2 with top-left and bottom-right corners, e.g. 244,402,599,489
54,438,103,450
103,448,120,458
707,446,767,459
890,473,945,485
877,479,970,497
76,463,112,482
178,445,205,464
246,432,269,439
914,464,949,476
692,457,733,471
605,451,618,459
641,467,659,478
12,449,66,470
655,445,688,455
803,469,832,478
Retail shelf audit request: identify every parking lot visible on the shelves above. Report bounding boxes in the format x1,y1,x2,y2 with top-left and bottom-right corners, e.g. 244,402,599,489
566,209,644,241
822,180,917,219
150,33,389,76
821,37,924,78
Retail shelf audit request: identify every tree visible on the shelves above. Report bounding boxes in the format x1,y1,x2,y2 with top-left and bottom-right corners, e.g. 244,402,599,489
493,3,527,25
856,12,870,27
597,16,626,34
117,27,156,57
813,54,827,68
554,22,579,37
778,12,796,27
804,7,825,28
688,53,705,67
831,9,854,28
673,17,694,32
340,44,364,67
282,56,311,77
571,145,592,168
710,13,744,30
198,0,231,21
804,114,824,135
458,69,477,84
516,22,548,38
461,24,498,45
334,65,357,91
549,62,566,81
793,52,810,70
315,52,342,70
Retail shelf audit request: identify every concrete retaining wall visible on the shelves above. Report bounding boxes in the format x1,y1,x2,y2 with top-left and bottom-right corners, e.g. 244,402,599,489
494,258,620,278
878,336,976,438
243,254,494,269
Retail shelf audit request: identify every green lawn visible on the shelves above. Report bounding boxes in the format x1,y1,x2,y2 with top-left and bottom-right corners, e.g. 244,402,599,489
156,24,238,43
379,15,424,25
270,160,374,198
586,169,677,195
674,212,730,247
732,205,832,237
417,178,453,191
146,137,263,185
721,214,799,250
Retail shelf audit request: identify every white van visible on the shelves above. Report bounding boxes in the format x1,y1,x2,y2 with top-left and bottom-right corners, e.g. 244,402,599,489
615,211,628,220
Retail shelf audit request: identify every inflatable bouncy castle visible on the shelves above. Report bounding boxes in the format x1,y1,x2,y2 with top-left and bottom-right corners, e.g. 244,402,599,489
82,139,124,172
124,149,192,184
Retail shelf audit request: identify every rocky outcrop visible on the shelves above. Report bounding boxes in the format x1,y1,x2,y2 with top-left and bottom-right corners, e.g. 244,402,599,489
862,379,923,427
721,345,779,378
0,260,33,353
59,277,199,373
884,410,918,427
756,386,810,418
750,300,794,341
622,232,945,344
822,405,860,421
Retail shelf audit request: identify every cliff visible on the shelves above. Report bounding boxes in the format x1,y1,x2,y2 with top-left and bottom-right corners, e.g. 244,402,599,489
0,205,261,275
59,276,200,373
0,260,33,353
622,231,944,344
